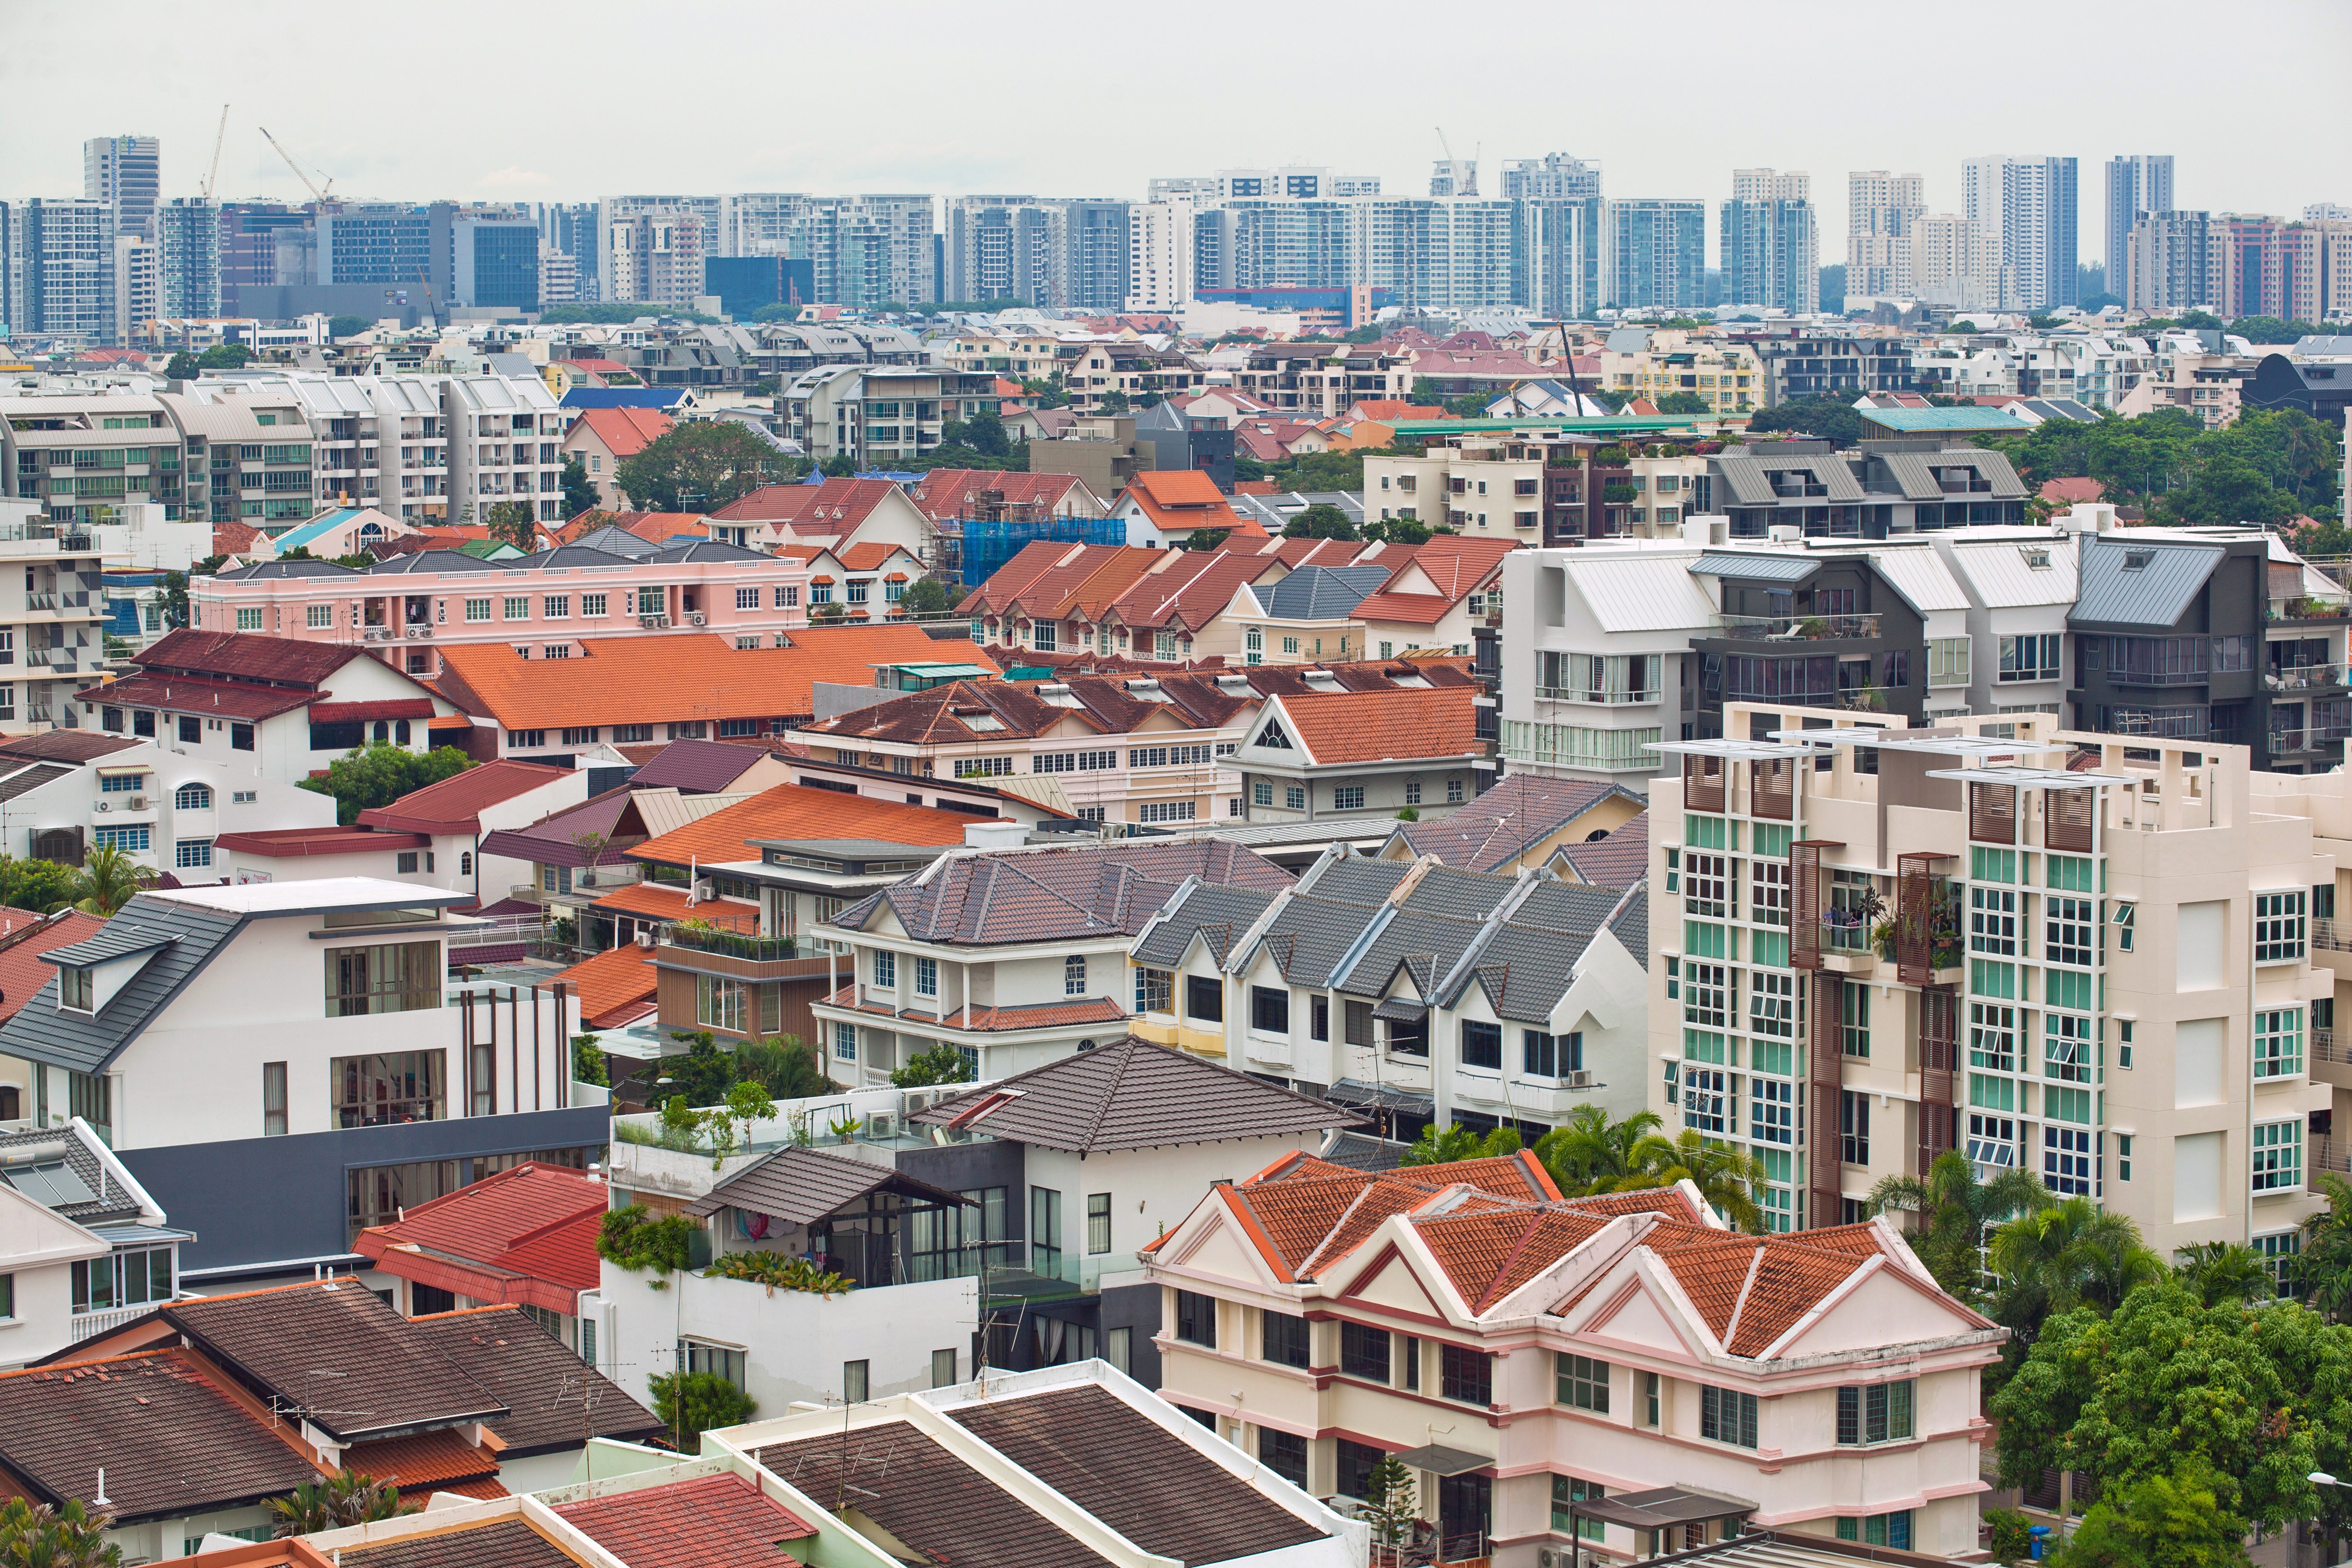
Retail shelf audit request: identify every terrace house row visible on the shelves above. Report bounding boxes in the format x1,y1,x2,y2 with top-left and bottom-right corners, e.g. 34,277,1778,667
188,536,814,680
1147,1151,2002,1562
1646,707,2331,1274
1130,850,1647,1140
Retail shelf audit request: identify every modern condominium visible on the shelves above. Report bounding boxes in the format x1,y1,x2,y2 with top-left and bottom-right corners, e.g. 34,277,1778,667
1847,171,1925,297
946,196,1131,309
156,198,219,319
8,198,115,345
2126,210,2214,314
1504,153,1603,319
1649,708,2329,1279
1127,197,1198,311
83,134,161,243
2104,155,2175,273
1720,170,1819,315
1963,155,2080,311
1602,200,1707,310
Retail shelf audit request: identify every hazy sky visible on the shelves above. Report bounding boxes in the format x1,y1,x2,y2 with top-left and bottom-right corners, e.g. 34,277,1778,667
9,0,2350,266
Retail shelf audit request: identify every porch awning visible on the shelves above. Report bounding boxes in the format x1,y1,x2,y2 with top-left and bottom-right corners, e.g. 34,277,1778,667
1387,1444,1491,1477
682,1144,974,1225
1571,1486,1753,1532
1372,997,1428,1024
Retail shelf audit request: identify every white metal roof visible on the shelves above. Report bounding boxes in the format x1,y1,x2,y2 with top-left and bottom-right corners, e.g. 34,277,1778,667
1558,552,1718,633
1867,546,1970,613
1943,536,2080,609
151,877,465,914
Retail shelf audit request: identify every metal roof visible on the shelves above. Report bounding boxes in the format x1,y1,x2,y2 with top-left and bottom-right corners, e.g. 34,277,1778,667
2070,536,2226,627
1866,547,1970,613
1690,552,1819,584
1942,536,2079,609
1860,406,2023,432
1558,552,1719,633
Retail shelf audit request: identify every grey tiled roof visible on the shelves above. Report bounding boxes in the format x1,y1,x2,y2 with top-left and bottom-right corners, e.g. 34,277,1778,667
1388,774,1640,873
681,1145,971,1225
1130,880,1279,967
1555,810,1648,890
1258,564,1395,620
1607,890,1649,961
1295,854,1410,905
0,896,243,1074
0,1122,146,1227
405,1308,664,1456
1318,1131,1411,1171
909,1037,1361,1152
837,841,1292,949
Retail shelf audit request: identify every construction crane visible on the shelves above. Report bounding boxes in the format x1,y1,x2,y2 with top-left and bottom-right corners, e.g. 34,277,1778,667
201,105,229,202
258,126,333,203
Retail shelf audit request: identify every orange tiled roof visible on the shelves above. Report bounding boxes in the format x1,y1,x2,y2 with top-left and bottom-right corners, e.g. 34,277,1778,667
1268,687,1478,764
352,1162,610,1307
432,627,997,730
341,1427,503,1493
568,407,675,460
547,942,659,1027
1119,469,1264,537
588,883,759,930
630,782,974,867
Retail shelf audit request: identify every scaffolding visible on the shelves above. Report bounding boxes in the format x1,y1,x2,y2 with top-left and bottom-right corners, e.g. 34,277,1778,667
955,491,1125,587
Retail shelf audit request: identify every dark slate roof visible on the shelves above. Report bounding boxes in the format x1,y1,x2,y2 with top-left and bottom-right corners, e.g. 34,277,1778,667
362,548,506,576
339,1518,580,1568
44,921,177,967
562,525,663,559
0,1123,145,1226
505,544,639,571
215,557,358,580
1318,1131,1411,1171
162,1281,507,1442
2070,536,2226,628
627,737,767,794
908,1037,1362,1152
405,1308,666,1456
1606,889,1649,961
0,762,79,803
1251,894,1383,989
754,1421,1117,1568
836,841,1292,948
0,895,243,1073
681,1145,973,1225
1388,774,1641,873
1258,563,1395,620
0,1350,322,1523
1130,880,1279,968
1295,854,1410,906
652,539,771,563
947,1384,1324,1563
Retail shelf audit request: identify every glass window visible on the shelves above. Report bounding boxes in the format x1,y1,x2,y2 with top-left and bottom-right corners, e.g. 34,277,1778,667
1064,954,1087,996
2253,1120,2303,1192
874,950,896,988
1259,1428,1308,1486
1837,1513,1914,1549
1441,1343,1492,1405
332,1051,445,1127
1086,1192,1111,1255
2256,891,2306,962
2255,1008,2303,1079
1836,1380,1914,1445
679,1340,746,1391
1341,1322,1390,1382
1174,1289,1218,1346
1552,1477,1606,1540
1251,985,1289,1033
1700,1385,1758,1447
1134,967,1172,1013
72,1244,173,1313
1460,1019,1501,1070
325,942,440,1017
1262,1310,1311,1368
1970,885,2016,956
696,974,748,1032
843,1359,868,1403
1556,1353,1609,1413
1186,976,1222,1022
263,1061,287,1136
915,957,938,995
2045,896,2094,967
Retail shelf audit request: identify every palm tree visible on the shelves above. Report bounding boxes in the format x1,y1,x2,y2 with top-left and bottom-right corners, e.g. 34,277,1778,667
1869,1151,2052,1303
2173,1241,2273,1308
67,843,154,917
2300,1172,2352,1319
1639,1129,1771,1234
0,1497,121,1566
1401,1121,1520,1166
1987,1196,2163,1343
268,1470,416,1538
1535,1106,1666,1195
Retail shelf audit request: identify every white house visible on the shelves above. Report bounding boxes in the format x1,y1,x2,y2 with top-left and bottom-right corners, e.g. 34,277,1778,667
0,1117,184,1366
0,732,335,878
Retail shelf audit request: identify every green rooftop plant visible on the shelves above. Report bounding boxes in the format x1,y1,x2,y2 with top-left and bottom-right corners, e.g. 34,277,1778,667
705,1249,854,1296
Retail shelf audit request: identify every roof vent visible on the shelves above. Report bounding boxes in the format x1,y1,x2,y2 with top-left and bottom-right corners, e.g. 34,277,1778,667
2122,549,2154,571
2020,547,2051,569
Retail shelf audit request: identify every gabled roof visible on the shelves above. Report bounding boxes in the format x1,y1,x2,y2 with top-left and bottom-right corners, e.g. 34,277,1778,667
681,1145,972,1224
1252,687,1478,765
406,1307,664,1456
962,541,1162,623
0,893,244,1074
623,736,772,794
0,1350,323,1523
1117,469,1258,537
908,1037,1361,1153
1102,548,1274,633
353,1162,609,1311
567,406,674,459
2070,535,2226,627
356,759,572,836
130,627,358,687
710,477,910,528
1387,775,1640,872
1555,810,1649,890
546,942,658,1028
906,469,1095,523
0,1115,153,1228
1255,563,1396,620
1130,880,1282,967
0,911,109,1025
553,1473,820,1564
631,783,972,867
1943,534,2080,609
834,840,1291,948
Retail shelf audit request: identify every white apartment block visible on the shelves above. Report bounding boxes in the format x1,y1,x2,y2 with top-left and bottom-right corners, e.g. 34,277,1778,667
1648,710,2331,1277
1847,172,1925,299
1128,198,1198,312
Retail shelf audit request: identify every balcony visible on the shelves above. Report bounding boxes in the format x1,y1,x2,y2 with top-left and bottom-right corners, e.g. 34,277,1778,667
2267,664,2350,692
1710,613,1881,641
656,928,834,983
1535,684,1661,706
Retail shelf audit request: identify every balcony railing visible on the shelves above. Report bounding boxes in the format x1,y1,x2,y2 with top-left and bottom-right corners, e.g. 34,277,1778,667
2314,918,2352,952
2267,664,2351,691
662,927,799,962
1710,613,1881,641
2315,1135,2352,1176
1535,684,1661,705
2314,1028,2346,1064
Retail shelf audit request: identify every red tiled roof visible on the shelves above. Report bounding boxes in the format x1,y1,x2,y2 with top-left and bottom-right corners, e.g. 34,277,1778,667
587,883,758,930
78,673,312,721
1117,469,1262,537
711,477,908,527
215,825,430,857
2040,476,2106,503
431,627,997,730
133,628,359,686
1102,549,1271,633
1267,687,1478,765
567,406,675,460
556,1474,820,1567
358,759,572,835
963,541,1162,624
907,469,1092,524
0,911,107,1022
632,782,975,867
309,698,438,724
352,1162,608,1312
342,1429,503,1493
547,942,658,1028
213,520,266,557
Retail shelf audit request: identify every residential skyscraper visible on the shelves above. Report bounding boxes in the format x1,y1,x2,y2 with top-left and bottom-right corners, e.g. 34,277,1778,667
1429,158,1478,198
946,197,1130,309
1601,200,1706,310
2211,213,2289,321
1909,213,1991,309
2103,155,2174,272
1503,153,1603,319
113,233,158,345
83,134,161,243
8,198,115,344
1963,155,2079,310
215,202,310,317
450,208,541,311
1356,198,1516,310
1847,171,1925,296
605,208,706,307
1720,170,1819,315
533,202,600,301
157,198,219,319
2125,209,2214,314
1127,198,1198,312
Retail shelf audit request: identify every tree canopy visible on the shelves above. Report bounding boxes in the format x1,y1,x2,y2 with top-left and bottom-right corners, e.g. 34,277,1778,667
891,1044,975,1088
1281,503,1358,540
1983,406,2340,526
540,303,718,325
482,500,537,551
1745,396,1863,445
559,456,600,519
613,422,797,512
326,314,372,339
298,743,473,825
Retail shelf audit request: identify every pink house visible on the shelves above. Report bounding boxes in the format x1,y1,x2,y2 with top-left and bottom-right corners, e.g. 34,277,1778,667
188,539,813,681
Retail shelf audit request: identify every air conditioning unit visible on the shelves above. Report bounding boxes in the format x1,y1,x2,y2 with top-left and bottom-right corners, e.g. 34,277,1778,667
634,931,654,950
692,880,714,901
689,612,707,626
1538,1552,1559,1568
408,627,430,639
93,800,108,813
128,795,146,810
1562,1069,1594,1089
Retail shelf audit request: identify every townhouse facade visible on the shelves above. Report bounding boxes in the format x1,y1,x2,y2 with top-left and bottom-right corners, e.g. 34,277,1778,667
781,365,999,467
1147,1151,2001,1562
1646,707,2331,1276
1596,333,1764,416
0,1117,185,1366
189,538,814,681
1131,851,1648,1139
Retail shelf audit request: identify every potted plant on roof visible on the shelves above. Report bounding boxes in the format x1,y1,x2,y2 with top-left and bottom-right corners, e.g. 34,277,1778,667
573,829,610,890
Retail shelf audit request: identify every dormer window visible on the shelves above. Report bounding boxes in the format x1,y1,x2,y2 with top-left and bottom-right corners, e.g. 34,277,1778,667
58,965,93,1013
2123,550,2154,571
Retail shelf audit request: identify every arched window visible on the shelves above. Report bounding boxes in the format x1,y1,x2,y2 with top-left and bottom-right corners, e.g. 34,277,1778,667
173,783,213,811
460,851,473,877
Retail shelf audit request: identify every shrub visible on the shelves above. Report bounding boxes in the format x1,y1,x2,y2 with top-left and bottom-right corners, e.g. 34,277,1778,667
649,1370,756,1451
704,1251,854,1295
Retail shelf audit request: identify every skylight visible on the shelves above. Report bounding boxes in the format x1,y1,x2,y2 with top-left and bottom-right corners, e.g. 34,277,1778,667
1,1159,95,1209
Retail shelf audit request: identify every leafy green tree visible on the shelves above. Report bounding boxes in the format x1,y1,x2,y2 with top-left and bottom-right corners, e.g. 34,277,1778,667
948,408,1011,457
1096,390,1132,415
0,1496,121,1565
1745,396,1863,445
891,1044,974,1088
649,1370,756,1452
739,1035,836,1099
1586,387,1634,413
1361,516,1431,545
1021,372,1070,409
2298,1171,2352,1320
2227,315,2318,345
1653,391,1712,415
1177,528,1232,552
299,743,472,826
1281,503,1358,540
1535,1106,1665,1193
1343,325,1385,344
483,500,537,552
2173,1241,2274,1308
723,1077,776,1152
1989,1280,2324,1533
163,350,198,380
1639,1130,1770,1233
326,314,371,339
1401,1121,1518,1165
614,422,795,512
1357,1452,1418,1544
268,1470,417,1537
633,1031,741,1105
819,454,857,479
599,1204,697,1273
1987,1195,2164,1348
197,343,252,370
901,576,954,615
69,843,156,916
0,854,82,916
560,456,600,519
540,303,718,325
1869,1151,2050,1303
2046,1462,2253,1568
572,1034,608,1088
1983,1507,2034,1564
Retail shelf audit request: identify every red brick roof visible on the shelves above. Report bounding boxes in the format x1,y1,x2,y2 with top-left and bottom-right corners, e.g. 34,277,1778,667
352,1162,608,1314
567,406,674,460
214,825,430,857
1117,469,1262,537
555,1473,820,1566
963,541,1164,624
358,760,573,836
907,469,1093,524
631,782,975,867
711,477,907,528
0,911,107,1023
1102,548,1272,633
341,1428,503,1495
547,942,659,1028
1264,687,1478,765
132,627,359,687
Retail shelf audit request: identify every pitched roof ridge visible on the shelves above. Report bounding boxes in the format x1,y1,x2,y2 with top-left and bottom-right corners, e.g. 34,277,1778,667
1073,1037,1136,1151
1718,1241,1769,1350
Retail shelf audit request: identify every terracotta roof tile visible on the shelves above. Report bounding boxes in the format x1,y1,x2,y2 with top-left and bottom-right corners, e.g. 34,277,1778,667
587,884,759,929
1267,687,1478,765
631,782,973,867
711,477,907,526
0,911,108,1023
357,760,572,835
557,1473,818,1566
340,1429,501,1493
1119,469,1259,536
353,1163,609,1306
567,406,674,459
338,1517,570,1568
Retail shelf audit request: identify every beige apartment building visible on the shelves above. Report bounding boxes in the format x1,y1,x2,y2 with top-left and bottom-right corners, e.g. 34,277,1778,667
1648,706,2330,1280
1596,333,1763,416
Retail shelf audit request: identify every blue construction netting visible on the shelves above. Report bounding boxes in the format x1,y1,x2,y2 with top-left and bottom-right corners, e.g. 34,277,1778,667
958,514,1127,588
